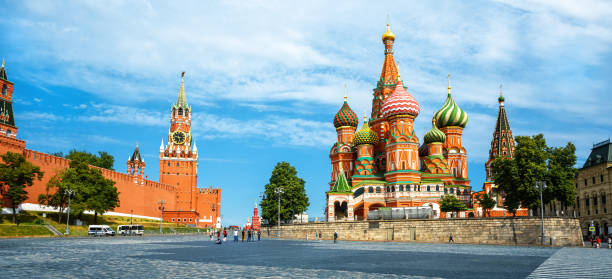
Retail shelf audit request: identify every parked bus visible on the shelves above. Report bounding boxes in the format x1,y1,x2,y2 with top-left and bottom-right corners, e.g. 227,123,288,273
117,225,144,236
88,225,115,237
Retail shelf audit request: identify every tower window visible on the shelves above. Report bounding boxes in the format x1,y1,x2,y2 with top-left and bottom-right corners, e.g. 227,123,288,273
1,84,6,96
593,177,596,184
427,185,430,192
178,108,183,116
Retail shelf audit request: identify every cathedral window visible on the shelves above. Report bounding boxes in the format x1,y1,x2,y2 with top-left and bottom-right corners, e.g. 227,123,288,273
368,187,373,193
436,185,439,191
1,84,6,95
178,108,183,116
168,162,170,166
399,185,403,191
427,186,430,192
593,177,596,184
376,187,381,193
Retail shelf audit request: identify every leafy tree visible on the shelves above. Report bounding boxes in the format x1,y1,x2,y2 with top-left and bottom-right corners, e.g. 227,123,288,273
260,162,309,225
55,149,115,170
41,157,119,224
502,193,521,217
476,193,496,217
38,172,69,223
0,152,44,224
491,134,577,214
439,194,467,217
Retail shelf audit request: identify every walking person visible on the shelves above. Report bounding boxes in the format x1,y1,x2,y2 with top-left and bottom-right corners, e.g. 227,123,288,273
590,236,594,247
223,229,227,242
241,229,245,242
233,229,239,242
257,230,261,241
596,236,601,248
248,230,252,242
216,230,222,245
209,231,213,241
608,236,611,249
449,233,454,243
315,231,318,241
333,231,338,244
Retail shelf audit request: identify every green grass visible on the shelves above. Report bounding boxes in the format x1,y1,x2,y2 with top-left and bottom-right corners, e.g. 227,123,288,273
0,211,209,237
0,224,54,237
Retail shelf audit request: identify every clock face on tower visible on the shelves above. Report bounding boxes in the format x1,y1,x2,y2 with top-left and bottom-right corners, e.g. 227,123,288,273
172,131,186,145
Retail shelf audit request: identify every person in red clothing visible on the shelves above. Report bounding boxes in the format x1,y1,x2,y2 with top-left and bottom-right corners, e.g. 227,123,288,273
216,230,221,244
223,229,227,242
596,236,601,248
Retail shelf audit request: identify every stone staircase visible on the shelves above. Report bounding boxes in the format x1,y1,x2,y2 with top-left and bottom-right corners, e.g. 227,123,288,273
44,225,64,237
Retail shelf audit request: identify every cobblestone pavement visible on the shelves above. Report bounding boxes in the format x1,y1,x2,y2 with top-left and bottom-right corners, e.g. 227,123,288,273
0,236,609,278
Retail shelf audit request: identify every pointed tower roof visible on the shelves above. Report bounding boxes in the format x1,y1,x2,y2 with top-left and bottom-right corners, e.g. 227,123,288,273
333,92,358,128
160,139,164,152
424,118,446,144
0,59,8,81
129,144,142,162
379,24,399,86
330,166,351,193
175,71,188,108
489,85,513,159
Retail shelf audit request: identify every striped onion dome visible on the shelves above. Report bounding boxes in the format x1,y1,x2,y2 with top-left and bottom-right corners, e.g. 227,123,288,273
353,118,379,146
381,79,420,118
434,91,468,128
424,119,446,144
333,97,358,128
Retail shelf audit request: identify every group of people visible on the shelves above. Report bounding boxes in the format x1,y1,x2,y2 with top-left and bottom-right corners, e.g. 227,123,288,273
589,236,612,248
209,228,260,244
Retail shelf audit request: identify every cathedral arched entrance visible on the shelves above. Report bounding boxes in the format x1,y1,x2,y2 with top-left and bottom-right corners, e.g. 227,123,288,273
334,201,348,221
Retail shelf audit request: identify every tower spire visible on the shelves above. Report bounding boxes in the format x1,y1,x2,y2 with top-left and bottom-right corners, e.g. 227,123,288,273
447,74,451,95
344,83,347,102
176,71,188,108
498,84,505,103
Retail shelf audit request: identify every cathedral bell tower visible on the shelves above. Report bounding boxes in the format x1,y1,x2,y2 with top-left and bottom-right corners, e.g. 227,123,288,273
159,72,199,211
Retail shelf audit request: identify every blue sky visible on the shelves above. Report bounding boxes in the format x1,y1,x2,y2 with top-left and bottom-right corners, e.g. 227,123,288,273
1,0,611,226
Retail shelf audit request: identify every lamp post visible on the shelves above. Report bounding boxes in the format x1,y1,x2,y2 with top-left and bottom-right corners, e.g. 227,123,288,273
275,187,284,237
64,189,74,235
537,181,547,245
130,209,133,225
212,203,216,229
158,200,165,234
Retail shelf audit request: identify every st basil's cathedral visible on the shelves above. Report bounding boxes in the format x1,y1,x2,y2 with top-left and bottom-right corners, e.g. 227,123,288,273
326,24,476,221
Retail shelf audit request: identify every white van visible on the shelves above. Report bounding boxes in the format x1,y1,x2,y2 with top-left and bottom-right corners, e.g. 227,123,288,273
88,225,115,237
117,225,144,236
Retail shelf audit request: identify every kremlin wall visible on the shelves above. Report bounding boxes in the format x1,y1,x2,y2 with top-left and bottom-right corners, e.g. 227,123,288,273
0,64,221,228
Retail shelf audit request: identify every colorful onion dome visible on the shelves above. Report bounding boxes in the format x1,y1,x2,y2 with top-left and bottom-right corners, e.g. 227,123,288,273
434,85,468,128
382,24,395,42
333,96,358,128
424,118,446,144
353,117,379,146
381,78,420,119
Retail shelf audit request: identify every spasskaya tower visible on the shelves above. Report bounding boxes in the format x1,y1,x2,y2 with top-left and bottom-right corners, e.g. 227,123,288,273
159,72,199,211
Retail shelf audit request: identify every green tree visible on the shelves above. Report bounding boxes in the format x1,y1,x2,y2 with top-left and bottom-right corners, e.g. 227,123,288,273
491,134,577,214
58,149,115,170
439,194,467,217
44,157,119,224
38,172,69,223
476,193,496,217
0,152,44,224
260,162,309,225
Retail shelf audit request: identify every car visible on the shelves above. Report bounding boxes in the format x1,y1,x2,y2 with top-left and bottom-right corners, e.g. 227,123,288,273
88,225,116,237
117,224,144,236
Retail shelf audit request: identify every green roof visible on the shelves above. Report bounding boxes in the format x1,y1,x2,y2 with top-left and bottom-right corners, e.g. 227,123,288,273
583,140,612,168
330,169,351,193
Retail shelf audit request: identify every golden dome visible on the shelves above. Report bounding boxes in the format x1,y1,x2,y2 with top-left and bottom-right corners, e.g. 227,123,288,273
382,24,395,42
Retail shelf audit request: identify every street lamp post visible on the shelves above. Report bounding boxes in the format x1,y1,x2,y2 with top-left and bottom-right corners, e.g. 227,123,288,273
158,200,165,234
64,189,74,235
212,203,216,229
537,181,547,245
130,209,133,225
275,187,284,237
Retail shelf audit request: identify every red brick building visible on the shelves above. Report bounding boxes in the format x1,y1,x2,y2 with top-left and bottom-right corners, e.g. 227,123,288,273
0,64,221,228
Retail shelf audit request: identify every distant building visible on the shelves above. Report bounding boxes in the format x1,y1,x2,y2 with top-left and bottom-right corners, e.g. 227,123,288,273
0,63,220,228
572,140,612,237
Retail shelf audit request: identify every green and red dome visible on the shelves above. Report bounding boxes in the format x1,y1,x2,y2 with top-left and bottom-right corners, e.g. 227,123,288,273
424,119,446,144
333,97,358,128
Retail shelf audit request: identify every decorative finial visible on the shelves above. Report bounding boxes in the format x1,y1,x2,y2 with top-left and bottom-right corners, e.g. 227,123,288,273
499,84,503,96
1,59,4,68
344,83,347,102
363,113,368,123
181,71,185,78
396,61,401,80
386,14,390,26
447,74,451,95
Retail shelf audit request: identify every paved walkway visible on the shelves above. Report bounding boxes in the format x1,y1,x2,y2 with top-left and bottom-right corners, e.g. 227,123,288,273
0,236,608,278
